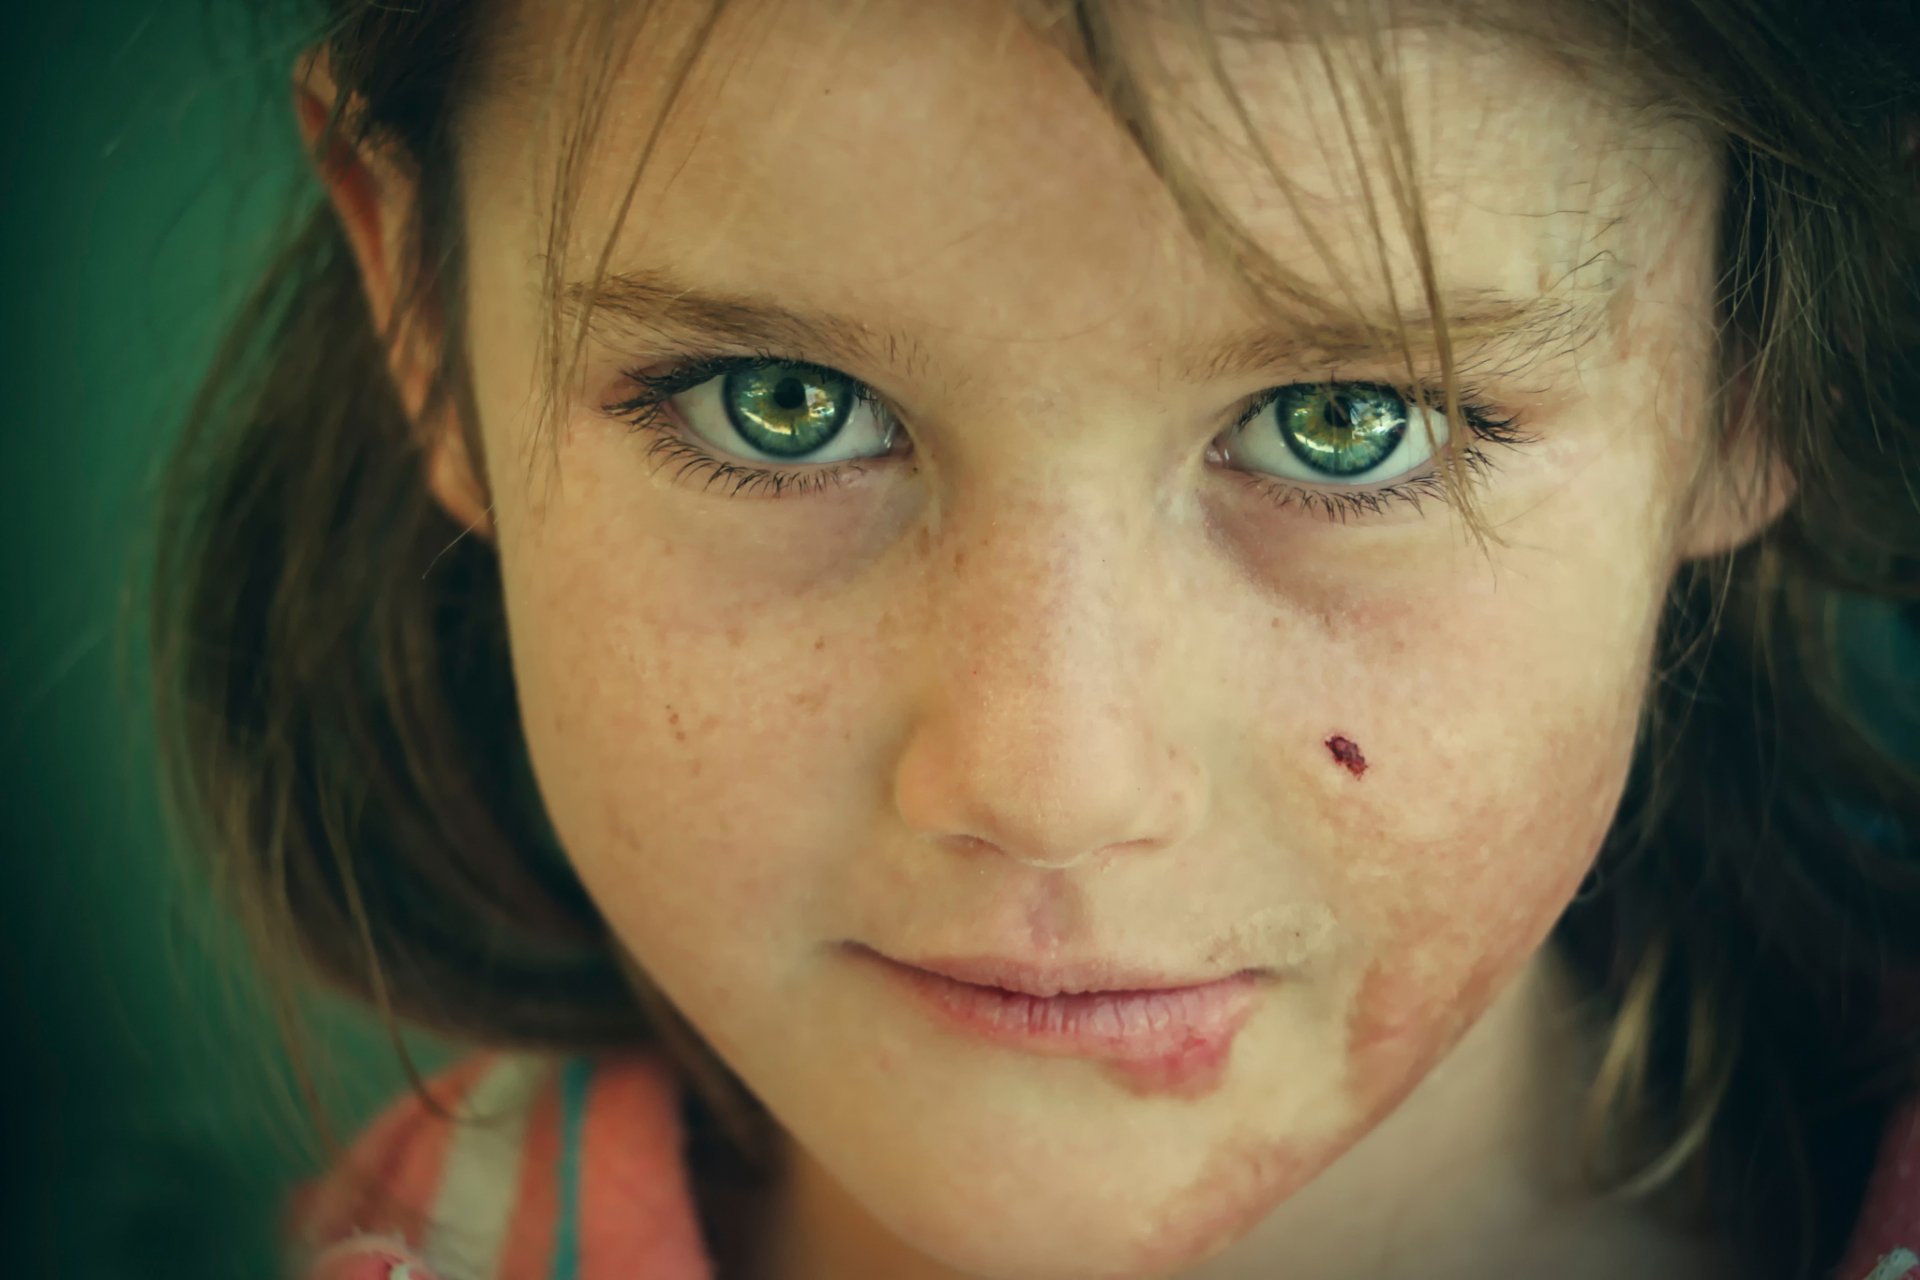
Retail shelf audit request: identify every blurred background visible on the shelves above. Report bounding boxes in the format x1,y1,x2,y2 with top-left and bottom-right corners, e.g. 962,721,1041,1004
1,6,446,1276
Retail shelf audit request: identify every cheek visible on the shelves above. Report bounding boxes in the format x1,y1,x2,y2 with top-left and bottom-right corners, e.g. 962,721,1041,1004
1225,496,1665,1110
1128,578,1656,1265
495,480,889,993
1332,725,1625,1103
1315,653,1646,1115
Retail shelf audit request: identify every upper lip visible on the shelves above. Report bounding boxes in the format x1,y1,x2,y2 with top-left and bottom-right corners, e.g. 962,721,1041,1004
860,946,1259,997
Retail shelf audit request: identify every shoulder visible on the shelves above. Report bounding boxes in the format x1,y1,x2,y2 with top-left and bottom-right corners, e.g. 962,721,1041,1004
286,1052,712,1280
1834,1094,1920,1280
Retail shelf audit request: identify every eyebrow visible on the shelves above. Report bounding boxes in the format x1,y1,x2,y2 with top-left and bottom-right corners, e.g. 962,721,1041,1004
565,267,1614,384
1180,289,1614,380
567,269,909,373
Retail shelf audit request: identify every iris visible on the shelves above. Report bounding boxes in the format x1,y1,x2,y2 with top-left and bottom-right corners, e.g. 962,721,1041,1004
722,363,854,458
1274,384,1407,477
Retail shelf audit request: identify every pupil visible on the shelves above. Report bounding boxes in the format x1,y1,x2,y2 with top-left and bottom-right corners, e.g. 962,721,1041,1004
773,377,807,412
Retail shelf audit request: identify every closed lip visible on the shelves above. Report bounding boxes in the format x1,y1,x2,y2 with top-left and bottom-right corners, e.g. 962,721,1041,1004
850,944,1263,995
854,942,1267,1071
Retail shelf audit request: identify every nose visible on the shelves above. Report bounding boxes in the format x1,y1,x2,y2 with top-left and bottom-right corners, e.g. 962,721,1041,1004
890,495,1207,871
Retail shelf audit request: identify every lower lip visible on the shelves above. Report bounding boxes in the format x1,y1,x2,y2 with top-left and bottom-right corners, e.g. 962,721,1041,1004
870,956,1264,1097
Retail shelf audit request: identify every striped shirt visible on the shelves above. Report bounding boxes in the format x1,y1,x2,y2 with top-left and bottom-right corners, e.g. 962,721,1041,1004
291,1054,712,1280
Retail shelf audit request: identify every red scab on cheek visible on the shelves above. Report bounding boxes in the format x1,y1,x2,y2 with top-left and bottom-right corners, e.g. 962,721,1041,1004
1325,735,1367,778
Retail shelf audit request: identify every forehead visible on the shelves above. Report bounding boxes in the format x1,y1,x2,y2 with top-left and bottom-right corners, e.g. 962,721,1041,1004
460,0,1715,368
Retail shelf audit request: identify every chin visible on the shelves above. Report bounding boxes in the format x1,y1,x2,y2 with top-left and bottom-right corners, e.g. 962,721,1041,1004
874,1179,1285,1280
810,1104,1333,1280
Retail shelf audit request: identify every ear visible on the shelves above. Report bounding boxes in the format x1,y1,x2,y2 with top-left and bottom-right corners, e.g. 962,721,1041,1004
1675,361,1797,561
293,48,494,540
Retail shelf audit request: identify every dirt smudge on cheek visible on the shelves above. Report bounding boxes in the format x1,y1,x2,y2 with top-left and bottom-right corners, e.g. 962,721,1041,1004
1088,981,1364,1274
1106,947,1528,1275
1331,731,1628,1102
1344,946,1501,1107
1341,868,1583,1109
1126,1132,1330,1276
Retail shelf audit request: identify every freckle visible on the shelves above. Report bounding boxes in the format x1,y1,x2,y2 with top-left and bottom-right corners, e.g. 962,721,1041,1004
674,729,687,742
690,759,703,777
668,709,681,726
725,625,743,649
953,549,967,571
814,636,826,651
1325,734,1368,778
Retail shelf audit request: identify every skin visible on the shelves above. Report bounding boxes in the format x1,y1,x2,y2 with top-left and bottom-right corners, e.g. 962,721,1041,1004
312,1,1786,1276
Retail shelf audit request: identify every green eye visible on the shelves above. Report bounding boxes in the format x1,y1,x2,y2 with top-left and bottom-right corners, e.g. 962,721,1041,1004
722,363,854,458
1274,384,1408,477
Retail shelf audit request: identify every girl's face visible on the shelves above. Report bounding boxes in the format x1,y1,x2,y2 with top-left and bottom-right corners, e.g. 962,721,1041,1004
442,0,1738,1274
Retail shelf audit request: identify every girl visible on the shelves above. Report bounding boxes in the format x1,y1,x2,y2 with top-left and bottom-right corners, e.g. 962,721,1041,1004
152,1,1920,1277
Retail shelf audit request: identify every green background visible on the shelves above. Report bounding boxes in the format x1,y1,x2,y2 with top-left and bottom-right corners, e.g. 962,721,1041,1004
1,7,444,1277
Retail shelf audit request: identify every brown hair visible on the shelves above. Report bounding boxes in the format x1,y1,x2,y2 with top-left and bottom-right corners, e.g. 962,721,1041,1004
152,1,1920,1276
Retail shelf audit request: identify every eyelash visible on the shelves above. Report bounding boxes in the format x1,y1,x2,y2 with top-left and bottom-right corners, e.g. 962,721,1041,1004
603,350,1534,520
